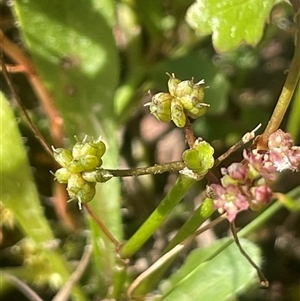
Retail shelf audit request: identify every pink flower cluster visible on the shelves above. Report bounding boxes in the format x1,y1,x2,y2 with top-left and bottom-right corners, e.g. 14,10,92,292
210,130,300,222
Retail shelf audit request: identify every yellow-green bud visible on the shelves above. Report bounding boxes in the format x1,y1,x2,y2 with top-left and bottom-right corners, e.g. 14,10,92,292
150,92,172,122
182,139,214,175
67,155,102,173
80,140,106,159
82,169,113,183
174,79,194,98
72,142,84,158
171,98,186,128
54,168,72,183
53,147,73,168
180,84,205,110
67,173,96,204
72,139,106,159
167,73,181,97
185,103,208,119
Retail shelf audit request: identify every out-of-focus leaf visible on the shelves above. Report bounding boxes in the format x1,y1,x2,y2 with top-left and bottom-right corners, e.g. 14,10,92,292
158,238,260,301
13,0,122,291
186,0,277,52
135,0,165,40
13,0,119,137
0,94,86,301
150,52,229,115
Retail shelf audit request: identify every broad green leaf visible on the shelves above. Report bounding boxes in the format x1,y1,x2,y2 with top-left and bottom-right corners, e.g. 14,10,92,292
13,0,122,291
13,0,119,137
0,94,86,301
158,238,260,301
186,0,277,52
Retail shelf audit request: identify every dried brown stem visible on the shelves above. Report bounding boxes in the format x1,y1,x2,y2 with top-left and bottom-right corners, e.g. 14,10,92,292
184,118,196,148
0,29,64,147
1,54,53,156
84,203,120,248
230,222,269,287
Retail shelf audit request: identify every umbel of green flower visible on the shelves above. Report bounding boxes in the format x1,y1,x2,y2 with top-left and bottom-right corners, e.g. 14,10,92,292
182,139,214,176
145,73,209,127
52,136,107,208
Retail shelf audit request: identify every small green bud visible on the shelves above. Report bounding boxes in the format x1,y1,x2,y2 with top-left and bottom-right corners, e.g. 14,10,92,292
174,79,194,98
180,83,204,108
149,92,172,122
67,173,96,204
52,147,73,168
177,79,207,119
82,169,113,183
54,168,72,183
182,139,214,175
182,149,201,170
171,98,186,127
72,141,85,158
185,104,208,119
67,155,102,173
72,138,106,159
167,73,181,97
221,174,238,187
80,140,106,159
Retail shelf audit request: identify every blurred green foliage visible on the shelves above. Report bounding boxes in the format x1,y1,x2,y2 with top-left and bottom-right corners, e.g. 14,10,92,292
1,0,299,301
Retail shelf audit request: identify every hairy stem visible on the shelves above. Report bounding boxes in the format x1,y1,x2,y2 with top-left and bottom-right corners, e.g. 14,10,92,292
106,161,187,177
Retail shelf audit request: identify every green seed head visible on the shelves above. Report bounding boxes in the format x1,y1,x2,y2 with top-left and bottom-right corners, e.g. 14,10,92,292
72,141,84,159
54,168,72,183
67,173,96,204
167,73,181,97
53,147,73,168
185,103,208,119
149,92,172,122
171,98,186,128
80,140,106,159
67,155,101,173
174,79,194,98
82,169,113,183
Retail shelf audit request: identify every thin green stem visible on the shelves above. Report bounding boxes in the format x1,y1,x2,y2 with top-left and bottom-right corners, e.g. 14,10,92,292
119,174,198,258
84,162,187,182
163,198,215,253
106,161,186,177
214,124,261,167
286,81,300,140
258,9,300,149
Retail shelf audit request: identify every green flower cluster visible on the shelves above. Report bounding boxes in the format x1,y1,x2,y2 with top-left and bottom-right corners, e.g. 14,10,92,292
147,73,209,127
182,139,215,176
53,136,106,207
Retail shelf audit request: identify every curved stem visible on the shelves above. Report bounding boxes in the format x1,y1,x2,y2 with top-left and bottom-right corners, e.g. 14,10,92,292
230,222,269,287
1,54,53,156
257,9,300,149
84,204,120,248
0,30,64,148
